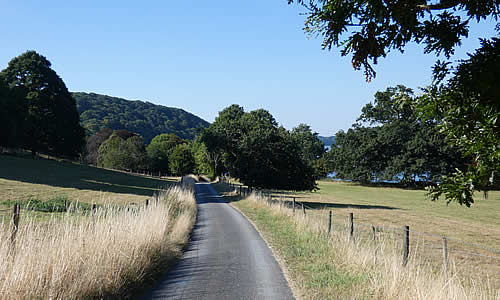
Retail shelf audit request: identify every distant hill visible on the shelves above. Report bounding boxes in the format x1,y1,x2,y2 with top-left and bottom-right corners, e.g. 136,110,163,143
73,92,210,143
318,136,336,147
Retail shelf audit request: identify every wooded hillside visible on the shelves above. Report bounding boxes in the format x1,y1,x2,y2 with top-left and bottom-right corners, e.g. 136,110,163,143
73,92,210,143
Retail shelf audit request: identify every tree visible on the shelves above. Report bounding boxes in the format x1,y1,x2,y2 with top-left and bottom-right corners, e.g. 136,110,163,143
289,0,499,80
85,128,113,165
0,81,24,149
331,126,385,183
419,38,500,206
146,133,185,173
0,51,85,157
192,136,215,177
169,143,195,176
331,86,466,185
202,105,317,190
200,104,245,177
98,131,148,171
291,124,326,177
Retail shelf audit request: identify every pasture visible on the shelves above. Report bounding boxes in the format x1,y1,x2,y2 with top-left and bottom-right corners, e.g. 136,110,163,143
295,180,500,249
0,154,178,221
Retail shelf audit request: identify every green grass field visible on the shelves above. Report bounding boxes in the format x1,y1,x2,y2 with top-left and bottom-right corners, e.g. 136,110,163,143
0,154,178,220
261,180,499,251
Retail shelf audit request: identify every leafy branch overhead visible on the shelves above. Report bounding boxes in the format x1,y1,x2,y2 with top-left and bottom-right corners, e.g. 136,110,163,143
419,37,500,206
289,0,499,80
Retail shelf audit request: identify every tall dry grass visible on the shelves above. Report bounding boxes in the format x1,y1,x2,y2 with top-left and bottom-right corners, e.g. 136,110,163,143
246,192,499,299
0,182,196,299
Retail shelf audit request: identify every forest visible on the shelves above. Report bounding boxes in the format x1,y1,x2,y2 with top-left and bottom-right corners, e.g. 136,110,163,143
74,92,209,143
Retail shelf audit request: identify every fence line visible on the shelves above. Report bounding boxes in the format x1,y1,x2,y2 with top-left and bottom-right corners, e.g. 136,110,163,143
226,182,500,281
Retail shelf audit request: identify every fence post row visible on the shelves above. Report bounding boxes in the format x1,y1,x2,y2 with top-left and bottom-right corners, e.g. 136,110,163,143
220,181,492,275
403,225,410,267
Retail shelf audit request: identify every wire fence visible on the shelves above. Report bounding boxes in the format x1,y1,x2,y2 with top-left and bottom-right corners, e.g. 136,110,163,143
222,180,500,285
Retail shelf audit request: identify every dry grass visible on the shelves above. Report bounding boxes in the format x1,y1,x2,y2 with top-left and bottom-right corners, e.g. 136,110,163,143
233,191,499,299
0,182,196,299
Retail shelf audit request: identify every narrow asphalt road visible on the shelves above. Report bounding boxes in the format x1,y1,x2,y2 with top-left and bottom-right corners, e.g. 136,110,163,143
141,182,294,300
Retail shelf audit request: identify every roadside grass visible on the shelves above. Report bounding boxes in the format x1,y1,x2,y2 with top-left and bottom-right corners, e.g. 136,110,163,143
225,187,499,299
0,182,197,298
232,195,369,299
0,155,178,221
0,154,198,296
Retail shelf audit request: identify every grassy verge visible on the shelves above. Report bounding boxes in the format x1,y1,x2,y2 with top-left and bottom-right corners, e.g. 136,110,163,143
233,198,368,299
0,182,196,298
217,183,499,299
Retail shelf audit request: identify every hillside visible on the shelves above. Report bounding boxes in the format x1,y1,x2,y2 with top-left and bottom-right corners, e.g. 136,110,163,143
73,92,210,143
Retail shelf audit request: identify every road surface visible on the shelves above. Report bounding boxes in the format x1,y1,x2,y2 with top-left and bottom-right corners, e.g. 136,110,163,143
141,182,294,299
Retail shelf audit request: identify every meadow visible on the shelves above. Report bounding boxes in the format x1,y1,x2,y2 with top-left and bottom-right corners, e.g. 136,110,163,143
295,180,500,250
0,155,178,221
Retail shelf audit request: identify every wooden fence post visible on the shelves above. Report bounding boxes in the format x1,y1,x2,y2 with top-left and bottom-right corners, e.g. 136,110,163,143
328,211,332,234
293,198,296,214
92,204,97,215
10,204,20,245
442,237,448,274
302,203,305,216
145,199,149,208
349,213,354,242
372,226,376,244
403,226,410,266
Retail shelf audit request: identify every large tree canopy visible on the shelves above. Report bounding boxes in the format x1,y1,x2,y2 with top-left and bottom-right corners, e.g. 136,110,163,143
330,85,466,185
0,51,85,157
98,130,148,171
169,143,195,176
202,105,317,191
289,0,499,80
146,133,186,173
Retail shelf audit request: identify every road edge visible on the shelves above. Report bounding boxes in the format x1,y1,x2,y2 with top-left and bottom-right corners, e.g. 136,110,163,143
229,202,302,300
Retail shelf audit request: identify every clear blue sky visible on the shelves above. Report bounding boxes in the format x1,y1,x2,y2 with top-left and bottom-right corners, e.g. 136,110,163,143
1,1,497,136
